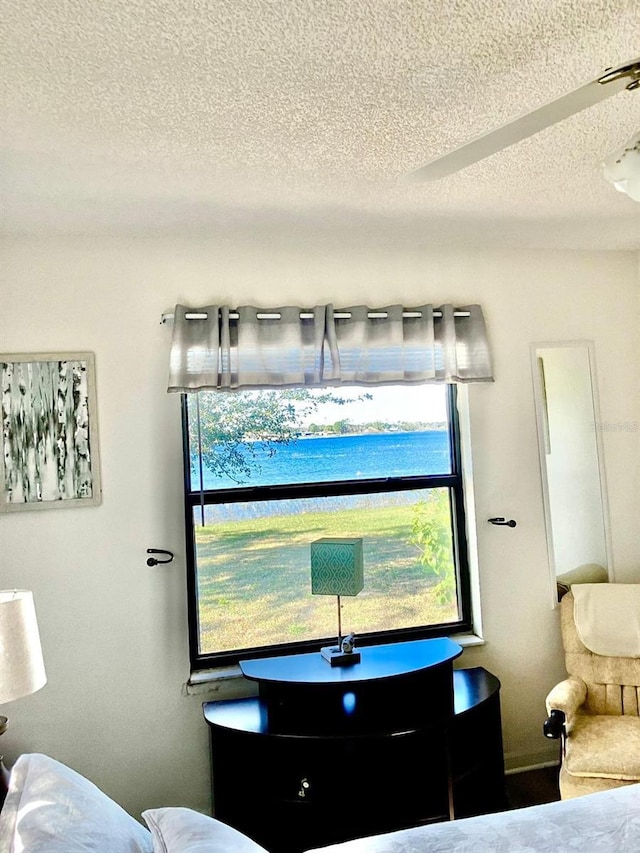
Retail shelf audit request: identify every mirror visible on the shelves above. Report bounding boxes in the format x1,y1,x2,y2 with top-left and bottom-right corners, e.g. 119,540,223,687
530,341,613,606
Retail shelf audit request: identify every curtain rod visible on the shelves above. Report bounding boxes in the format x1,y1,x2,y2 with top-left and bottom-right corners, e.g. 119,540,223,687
160,309,470,324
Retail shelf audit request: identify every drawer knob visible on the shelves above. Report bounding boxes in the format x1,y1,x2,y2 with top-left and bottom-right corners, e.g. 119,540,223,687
298,778,310,798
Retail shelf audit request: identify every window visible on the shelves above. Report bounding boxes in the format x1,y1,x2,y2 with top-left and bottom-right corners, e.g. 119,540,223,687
183,382,471,670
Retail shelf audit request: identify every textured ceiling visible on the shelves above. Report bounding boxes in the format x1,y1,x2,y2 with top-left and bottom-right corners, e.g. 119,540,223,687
1,0,639,248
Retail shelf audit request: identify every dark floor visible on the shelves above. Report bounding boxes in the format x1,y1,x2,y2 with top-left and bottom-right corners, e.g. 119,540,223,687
504,764,561,809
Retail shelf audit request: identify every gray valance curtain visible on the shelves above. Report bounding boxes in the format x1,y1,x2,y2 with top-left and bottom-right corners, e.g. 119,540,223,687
167,303,493,392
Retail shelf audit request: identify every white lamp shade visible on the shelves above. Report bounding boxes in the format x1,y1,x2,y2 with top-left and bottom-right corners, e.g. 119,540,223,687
0,590,47,704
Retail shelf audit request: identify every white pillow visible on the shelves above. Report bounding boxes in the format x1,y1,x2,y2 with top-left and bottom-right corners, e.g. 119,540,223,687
142,807,268,853
0,752,153,852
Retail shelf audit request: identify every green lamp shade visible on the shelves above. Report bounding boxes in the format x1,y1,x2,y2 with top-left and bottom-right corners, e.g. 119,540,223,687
310,538,364,596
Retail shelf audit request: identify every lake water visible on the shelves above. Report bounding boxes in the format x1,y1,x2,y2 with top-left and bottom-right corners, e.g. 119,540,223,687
191,430,451,491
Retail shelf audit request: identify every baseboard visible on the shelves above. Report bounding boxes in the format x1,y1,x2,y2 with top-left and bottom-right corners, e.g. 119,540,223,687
503,743,560,774
505,759,560,776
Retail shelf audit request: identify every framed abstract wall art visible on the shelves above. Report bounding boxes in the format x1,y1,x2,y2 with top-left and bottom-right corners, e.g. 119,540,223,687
0,352,102,511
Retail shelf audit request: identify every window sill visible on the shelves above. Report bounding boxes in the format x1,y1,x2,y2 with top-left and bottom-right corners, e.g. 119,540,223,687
453,632,486,648
188,665,243,685
184,665,247,697
185,633,486,694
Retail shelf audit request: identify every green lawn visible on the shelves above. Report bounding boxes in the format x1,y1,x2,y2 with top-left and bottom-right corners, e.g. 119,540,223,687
195,502,458,654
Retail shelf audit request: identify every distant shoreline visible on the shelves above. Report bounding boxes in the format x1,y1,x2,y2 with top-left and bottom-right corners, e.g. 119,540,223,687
297,426,447,439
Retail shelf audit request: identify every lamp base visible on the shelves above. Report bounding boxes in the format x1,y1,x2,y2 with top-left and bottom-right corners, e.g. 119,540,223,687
320,646,361,667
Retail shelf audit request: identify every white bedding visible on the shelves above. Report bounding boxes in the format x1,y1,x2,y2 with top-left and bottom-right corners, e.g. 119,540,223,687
2,754,638,853
0,753,268,853
305,783,640,853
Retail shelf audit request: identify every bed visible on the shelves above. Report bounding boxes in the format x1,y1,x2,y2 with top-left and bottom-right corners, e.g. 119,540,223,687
307,783,640,853
1,753,639,852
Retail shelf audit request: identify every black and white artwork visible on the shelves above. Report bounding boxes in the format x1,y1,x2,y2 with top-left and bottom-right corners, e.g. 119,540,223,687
1,352,102,511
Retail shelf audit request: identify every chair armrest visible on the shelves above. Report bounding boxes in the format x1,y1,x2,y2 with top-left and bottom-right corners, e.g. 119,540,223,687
543,709,565,739
545,675,587,722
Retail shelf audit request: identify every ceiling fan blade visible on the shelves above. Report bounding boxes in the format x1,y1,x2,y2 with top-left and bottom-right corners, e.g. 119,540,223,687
405,58,640,183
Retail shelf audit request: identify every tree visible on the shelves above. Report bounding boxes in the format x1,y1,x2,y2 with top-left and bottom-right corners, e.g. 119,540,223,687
409,491,456,605
189,389,358,484
324,418,352,435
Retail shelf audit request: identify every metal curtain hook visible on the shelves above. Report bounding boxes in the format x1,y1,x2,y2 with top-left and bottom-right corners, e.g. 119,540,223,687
488,517,517,528
147,548,175,566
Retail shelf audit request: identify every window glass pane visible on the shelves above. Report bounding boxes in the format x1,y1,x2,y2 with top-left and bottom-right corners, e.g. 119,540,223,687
194,488,459,656
188,385,451,490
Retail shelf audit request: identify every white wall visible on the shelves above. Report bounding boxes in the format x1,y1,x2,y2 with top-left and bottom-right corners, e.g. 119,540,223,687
1,236,639,820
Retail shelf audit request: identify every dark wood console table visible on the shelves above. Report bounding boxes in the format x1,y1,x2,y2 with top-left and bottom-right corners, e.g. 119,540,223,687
203,639,505,853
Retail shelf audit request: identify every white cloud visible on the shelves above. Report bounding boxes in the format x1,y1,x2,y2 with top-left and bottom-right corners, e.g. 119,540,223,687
302,385,447,426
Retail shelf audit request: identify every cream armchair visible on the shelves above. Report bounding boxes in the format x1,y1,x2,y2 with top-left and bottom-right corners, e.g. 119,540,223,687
544,584,640,799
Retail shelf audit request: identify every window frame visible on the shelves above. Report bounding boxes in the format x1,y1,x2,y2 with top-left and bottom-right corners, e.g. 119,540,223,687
182,384,472,671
